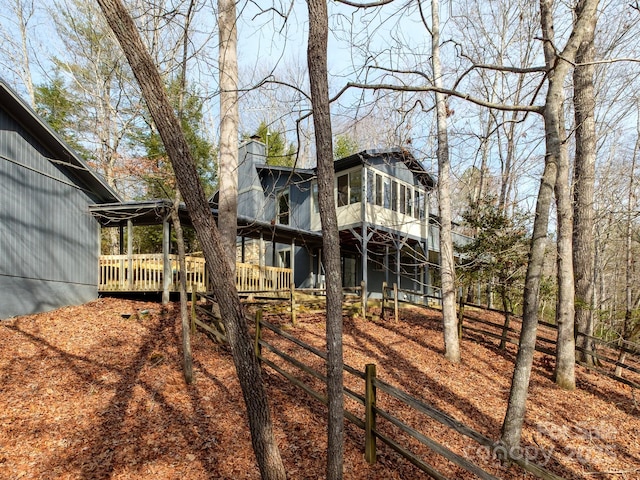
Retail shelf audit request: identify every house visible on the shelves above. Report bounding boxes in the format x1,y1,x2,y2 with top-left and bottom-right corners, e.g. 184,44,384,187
0,79,119,319
235,139,449,300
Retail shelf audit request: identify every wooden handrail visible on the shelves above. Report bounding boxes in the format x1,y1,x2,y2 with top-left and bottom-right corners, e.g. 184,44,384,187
98,254,291,294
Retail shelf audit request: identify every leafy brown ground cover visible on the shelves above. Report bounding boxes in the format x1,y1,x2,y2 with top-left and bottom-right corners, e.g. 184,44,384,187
0,297,638,480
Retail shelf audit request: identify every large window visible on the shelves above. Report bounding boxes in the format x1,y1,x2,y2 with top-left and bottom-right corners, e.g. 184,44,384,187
366,170,375,204
383,177,391,209
349,171,362,203
336,169,362,207
277,189,290,225
365,168,426,220
337,174,349,207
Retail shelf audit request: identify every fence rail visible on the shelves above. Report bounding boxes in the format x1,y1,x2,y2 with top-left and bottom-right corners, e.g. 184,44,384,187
254,312,561,479
381,284,640,390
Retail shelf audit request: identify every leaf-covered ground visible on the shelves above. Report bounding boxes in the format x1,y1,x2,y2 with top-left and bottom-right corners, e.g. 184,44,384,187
0,297,638,479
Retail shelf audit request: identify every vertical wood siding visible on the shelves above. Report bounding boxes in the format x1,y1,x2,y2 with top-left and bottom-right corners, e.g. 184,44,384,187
0,108,100,318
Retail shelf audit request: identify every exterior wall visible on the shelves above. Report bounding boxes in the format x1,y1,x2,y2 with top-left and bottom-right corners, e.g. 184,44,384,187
0,108,100,319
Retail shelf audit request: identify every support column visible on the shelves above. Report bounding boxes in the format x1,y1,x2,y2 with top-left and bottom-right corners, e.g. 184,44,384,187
127,220,133,290
119,225,125,254
290,239,296,288
162,216,171,304
259,233,264,291
361,225,368,303
396,243,401,290
384,245,389,286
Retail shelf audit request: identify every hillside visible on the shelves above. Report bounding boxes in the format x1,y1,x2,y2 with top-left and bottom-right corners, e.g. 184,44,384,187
0,297,637,479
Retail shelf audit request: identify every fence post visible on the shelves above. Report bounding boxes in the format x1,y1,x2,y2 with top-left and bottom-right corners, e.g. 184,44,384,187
457,295,465,339
190,285,197,336
393,283,399,323
499,311,510,350
290,280,297,326
255,309,263,361
365,363,377,465
381,281,387,320
361,280,367,319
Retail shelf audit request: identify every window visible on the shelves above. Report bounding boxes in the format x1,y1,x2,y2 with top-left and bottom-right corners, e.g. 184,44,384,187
349,171,362,203
400,185,406,214
311,182,319,213
366,170,375,203
337,174,349,207
279,249,291,268
406,187,412,217
277,189,290,225
383,177,391,209
375,174,383,206
391,181,398,212
337,170,362,207
415,190,426,219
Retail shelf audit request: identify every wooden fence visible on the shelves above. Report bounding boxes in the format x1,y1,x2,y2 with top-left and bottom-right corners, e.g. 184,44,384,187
381,284,640,390
254,312,561,480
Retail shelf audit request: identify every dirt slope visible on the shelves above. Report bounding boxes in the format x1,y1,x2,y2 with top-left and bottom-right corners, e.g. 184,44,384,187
0,297,637,479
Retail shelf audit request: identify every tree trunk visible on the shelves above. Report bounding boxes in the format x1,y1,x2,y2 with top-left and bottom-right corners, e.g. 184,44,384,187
616,110,639,376
218,0,239,273
554,98,576,390
96,2,286,478
573,0,598,367
500,0,599,449
306,1,344,478
171,193,194,384
432,0,460,363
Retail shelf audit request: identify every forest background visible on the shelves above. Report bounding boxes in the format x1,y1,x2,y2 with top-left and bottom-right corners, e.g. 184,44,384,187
2,0,640,475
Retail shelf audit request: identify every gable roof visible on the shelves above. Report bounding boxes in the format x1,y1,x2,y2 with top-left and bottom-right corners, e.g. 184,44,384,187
0,78,120,203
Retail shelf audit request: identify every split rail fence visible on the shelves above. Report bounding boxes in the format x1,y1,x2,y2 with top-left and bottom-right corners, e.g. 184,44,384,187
380,284,640,390
254,312,562,480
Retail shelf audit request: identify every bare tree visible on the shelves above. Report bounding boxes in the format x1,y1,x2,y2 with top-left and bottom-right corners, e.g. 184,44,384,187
306,0,345,477
218,0,239,271
0,0,37,104
501,0,600,449
96,1,287,478
573,0,598,366
429,0,460,362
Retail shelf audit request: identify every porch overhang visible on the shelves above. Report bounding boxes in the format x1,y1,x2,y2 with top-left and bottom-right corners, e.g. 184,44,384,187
89,200,325,248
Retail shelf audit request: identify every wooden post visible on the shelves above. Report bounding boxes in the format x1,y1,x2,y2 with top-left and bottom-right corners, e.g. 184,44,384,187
290,278,297,326
381,281,387,320
361,280,367,318
190,284,197,336
393,283,399,323
259,233,265,291
500,311,510,350
127,220,133,289
458,295,464,337
364,363,377,465
254,309,263,361
162,217,171,304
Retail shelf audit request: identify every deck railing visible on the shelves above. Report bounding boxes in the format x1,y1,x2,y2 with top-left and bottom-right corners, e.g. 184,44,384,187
99,254,291,293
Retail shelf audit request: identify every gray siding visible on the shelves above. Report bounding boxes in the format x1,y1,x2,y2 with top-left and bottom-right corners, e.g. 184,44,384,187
367,155,421,186
0,108,101,319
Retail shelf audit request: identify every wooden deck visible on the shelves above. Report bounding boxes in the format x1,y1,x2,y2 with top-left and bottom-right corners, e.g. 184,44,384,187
98,254,292,293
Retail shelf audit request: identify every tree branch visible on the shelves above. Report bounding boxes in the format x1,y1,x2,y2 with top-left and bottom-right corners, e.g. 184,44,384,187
331,82,544,113
334,0,395,7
